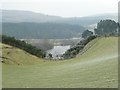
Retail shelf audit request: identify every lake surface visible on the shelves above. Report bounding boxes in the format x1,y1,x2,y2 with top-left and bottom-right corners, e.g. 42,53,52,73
47,45,70,58
21,38,81,51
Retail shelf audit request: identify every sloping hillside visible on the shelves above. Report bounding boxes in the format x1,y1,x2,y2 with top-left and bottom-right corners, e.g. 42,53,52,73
1,43,43,65
2,23,85,39
2,37,118,88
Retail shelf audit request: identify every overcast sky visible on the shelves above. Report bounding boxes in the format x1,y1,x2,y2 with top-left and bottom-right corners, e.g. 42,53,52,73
1,0,119,17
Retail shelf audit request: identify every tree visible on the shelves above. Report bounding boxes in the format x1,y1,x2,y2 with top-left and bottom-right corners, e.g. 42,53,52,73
94,19,118,36
82,30,93,38
48,53,52,59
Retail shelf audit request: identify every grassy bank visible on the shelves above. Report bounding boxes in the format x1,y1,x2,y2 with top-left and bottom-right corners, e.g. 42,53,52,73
2,37,118,88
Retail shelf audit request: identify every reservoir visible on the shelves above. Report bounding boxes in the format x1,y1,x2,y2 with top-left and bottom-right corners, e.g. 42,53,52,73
47,45,70,59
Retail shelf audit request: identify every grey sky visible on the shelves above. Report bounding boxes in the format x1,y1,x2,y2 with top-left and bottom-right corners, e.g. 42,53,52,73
1,0,119,17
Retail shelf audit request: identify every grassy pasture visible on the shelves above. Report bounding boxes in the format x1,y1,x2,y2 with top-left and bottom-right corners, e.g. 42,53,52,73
1,37,118,88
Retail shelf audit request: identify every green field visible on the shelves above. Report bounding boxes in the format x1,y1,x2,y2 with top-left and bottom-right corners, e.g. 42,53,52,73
1,37,118,88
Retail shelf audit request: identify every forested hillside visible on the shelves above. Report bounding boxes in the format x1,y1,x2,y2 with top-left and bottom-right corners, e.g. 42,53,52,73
2,23,85,39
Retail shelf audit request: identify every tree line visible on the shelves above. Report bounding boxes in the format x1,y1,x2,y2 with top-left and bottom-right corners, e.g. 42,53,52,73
1,35,46,58
63,36,97,59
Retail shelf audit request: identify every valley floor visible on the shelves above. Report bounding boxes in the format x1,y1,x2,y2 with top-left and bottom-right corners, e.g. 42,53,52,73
1,37,118,88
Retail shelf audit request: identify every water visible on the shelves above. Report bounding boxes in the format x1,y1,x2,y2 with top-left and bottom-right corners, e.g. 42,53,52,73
47,45,70,59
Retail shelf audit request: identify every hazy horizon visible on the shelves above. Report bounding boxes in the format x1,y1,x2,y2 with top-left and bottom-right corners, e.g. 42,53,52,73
2,9,118,18
1,0,119,17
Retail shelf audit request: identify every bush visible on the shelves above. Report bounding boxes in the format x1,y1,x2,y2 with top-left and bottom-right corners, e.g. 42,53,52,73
82,30,93,38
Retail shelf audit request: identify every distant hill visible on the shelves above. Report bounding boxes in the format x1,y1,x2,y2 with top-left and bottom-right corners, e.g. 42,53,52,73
64,13,117,26
2,22,85,39
2,10,117,39
2,10,117,25
2,10,64,23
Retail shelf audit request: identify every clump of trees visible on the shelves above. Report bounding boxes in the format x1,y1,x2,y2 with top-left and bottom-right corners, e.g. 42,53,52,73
1,35,46,58
94,19,118,36
82,30,93,38
63,36,97,59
